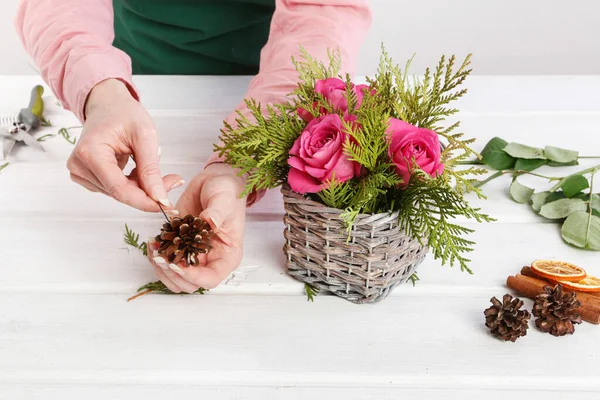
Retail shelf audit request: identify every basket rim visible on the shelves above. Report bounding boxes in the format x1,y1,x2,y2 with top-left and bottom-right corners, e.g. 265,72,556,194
280,183,400,219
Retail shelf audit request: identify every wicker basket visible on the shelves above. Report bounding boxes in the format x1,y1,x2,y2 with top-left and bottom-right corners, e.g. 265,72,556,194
281,184,428,304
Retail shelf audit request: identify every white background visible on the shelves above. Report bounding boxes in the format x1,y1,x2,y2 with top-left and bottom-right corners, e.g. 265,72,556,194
1,0,599,75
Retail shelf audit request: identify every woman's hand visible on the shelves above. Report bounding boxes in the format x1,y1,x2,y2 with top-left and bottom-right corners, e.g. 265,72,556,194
67,78,182,212
147,163,247,293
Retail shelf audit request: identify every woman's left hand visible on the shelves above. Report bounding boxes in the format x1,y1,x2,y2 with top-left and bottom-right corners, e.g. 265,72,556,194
147,163,247,293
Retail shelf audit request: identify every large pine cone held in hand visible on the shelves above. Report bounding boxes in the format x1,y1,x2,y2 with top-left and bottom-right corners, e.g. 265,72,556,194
533,284,582,337
484,294,531,342
155,214,214,266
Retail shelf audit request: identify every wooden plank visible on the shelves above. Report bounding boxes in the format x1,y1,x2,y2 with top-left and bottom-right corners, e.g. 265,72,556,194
5,112,600,164
2,385,595,400
1,218,598,294
4,76,600,113
0,294,598,389
2,158,599,224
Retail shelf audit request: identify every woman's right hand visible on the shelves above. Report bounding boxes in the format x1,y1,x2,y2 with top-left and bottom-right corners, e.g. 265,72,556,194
67,79,183,212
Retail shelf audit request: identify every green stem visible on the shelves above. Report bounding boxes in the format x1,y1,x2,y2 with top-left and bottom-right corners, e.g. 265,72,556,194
512,170,560,180
585,168,598,247
473,171,503,188
0,162,8,172
549,163,600,192
474,169,560,189
456,159,484,165
579,156,600,159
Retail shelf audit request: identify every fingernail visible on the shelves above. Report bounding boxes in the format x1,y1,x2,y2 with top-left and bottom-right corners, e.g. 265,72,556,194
165,209,180,217
153,256,169,269
152,249,159,257
157,146,162,158
151,185,171,207
209,216,220,231
170,179,185,190
169,263,184,274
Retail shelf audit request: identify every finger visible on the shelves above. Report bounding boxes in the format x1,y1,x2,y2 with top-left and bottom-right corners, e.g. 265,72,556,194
162,265,201,294
198,190,238,233
83,144,163,212
152,264,182,293
131,129,170,207
67,155,104,188
169,257,235,290
128,168,184,192
69,173,108,195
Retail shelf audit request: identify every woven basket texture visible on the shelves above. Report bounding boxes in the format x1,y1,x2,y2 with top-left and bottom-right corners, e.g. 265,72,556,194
281,184,428,304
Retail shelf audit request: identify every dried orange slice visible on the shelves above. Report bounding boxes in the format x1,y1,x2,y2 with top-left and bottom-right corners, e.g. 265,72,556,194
557,276,600,292
531,260,587,282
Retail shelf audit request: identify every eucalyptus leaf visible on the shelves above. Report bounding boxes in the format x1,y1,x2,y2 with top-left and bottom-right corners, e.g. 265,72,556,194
546,191,567,203
509,179,535,204
544,146,579,163
561,175,589,198
539,198,587,219
503,143,546,160
480,137,516,170
531,191,552,212
548,160,579,167
592,194,600,212
561,211,600,250
515,158,547,172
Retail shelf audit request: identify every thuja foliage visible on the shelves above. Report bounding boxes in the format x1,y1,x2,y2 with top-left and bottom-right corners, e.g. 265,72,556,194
215,46,493,272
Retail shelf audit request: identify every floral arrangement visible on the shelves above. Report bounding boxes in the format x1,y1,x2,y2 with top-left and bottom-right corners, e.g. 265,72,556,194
216,47,493,274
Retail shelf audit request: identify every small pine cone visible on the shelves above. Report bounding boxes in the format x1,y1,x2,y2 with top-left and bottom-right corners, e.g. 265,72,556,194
533,284,582,337
484,294,531,342
155,214,214,266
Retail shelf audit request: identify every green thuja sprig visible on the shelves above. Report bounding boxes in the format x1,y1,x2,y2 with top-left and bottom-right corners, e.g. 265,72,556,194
124,224,148,256
304,282,320,302
394,170,494,273
127,281,207,302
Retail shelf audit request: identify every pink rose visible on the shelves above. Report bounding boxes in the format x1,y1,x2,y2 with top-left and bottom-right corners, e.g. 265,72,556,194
387,118,444,186
287,114,360,194
314,78,370,114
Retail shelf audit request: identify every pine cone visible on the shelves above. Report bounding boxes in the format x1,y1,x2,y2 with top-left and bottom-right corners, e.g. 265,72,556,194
484,294,531,342
533,284,582,337
155,214,214,266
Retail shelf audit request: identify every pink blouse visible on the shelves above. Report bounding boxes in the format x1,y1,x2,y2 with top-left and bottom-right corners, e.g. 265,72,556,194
15,0,371,204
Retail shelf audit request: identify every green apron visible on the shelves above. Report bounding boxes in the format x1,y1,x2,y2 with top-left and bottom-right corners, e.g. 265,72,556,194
112,0,275,75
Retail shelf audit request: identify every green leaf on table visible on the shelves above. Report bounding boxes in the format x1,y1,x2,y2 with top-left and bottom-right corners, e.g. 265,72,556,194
548,160,580,167
515,158,548,172
544,146,579,163
531,191,552,212
560,175,590,198
509,179,535,204
561,211,600,250
480,137,516,170
503,142,546,160
539,198,587,219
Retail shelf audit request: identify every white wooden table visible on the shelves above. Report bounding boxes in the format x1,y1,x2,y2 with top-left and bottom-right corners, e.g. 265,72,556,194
1,75,599,399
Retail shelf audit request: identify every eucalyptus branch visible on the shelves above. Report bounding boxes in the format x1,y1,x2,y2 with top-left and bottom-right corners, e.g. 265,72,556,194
549,164,600,192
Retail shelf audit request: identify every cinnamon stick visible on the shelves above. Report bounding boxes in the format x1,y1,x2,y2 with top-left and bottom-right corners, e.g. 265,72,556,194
520,266,600,298
507,274,600,325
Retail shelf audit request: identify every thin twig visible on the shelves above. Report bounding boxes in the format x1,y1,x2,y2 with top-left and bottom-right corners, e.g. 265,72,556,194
127,289,153,302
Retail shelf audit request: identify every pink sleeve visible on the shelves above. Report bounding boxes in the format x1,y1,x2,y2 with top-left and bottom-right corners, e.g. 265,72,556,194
14,0,139,122
207,0,372,206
